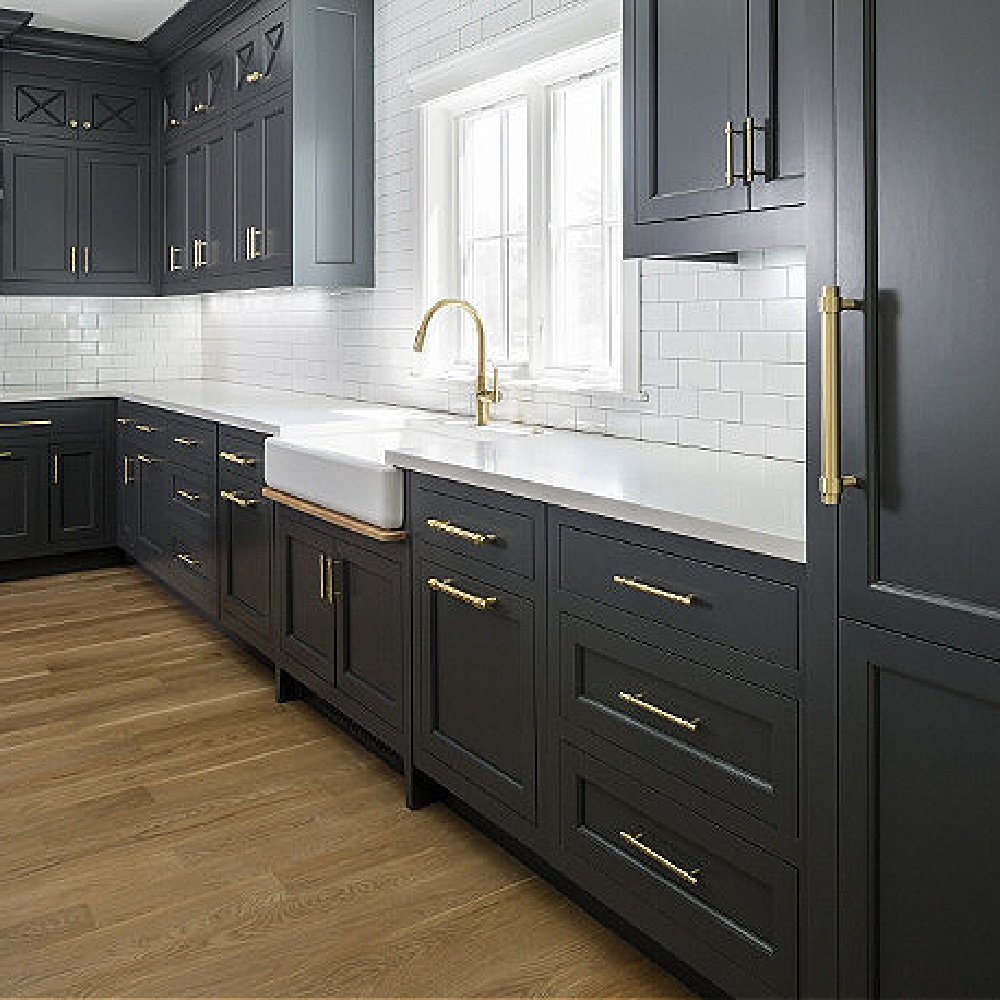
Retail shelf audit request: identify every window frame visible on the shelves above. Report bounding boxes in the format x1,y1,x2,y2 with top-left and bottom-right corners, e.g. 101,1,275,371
414,27,641,396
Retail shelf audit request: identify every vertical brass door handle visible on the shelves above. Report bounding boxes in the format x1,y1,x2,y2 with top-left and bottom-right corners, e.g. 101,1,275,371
818,285,864,505
82,246,90,275
724,120,738,187
51,453,59,485
69,245,77,274
319,553,327,601
745,116,766,184
169,246,183,272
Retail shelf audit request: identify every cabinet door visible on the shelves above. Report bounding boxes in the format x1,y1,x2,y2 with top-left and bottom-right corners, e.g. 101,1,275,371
0,441,48,560
50,436,107,548
417,556,537,821
834,1,1000,660
747,0,805,209
335,542,404,730
184,52,228,132
163,147,188,283
184,142,206,276
276,514,337,684
2,72,78,139
204,128,232,276
77,82,150,146
2,144,77,284
135,453,169,567
626,0,749,224
163,67,186,138
840,622,1000,999
232,5,291,107
220,484,273,650
78,151,150,286
232,111,262,271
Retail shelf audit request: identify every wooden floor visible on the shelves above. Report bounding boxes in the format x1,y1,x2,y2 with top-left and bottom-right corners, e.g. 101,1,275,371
0,566,694,999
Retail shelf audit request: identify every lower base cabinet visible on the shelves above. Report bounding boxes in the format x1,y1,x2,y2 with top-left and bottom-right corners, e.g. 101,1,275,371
0,438,48,559
839,621,1000,1000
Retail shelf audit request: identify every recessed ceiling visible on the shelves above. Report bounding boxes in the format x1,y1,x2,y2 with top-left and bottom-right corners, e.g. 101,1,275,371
27,0,188,42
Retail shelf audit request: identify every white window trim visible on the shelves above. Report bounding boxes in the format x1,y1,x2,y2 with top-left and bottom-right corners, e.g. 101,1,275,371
411,0,642,398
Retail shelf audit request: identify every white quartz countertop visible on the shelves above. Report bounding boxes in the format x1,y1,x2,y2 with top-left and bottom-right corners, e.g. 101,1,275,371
3,379,806,562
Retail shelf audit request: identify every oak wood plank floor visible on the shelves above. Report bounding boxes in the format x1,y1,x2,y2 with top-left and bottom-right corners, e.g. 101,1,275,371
0,566,695,998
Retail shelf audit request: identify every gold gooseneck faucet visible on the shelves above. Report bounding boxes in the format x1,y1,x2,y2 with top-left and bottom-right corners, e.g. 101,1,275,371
413,299,500,426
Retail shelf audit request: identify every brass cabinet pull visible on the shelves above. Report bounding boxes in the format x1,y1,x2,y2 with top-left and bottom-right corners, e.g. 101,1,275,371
613,575,694,607
818,285,864,505
82,121,92,130
173,436,200,447
618,691,701,733
135,424,159,434
193,239,208,268
724,120,742,187
245,70,264,84
744,116,766,184
122,456,132,485
619,831,701,887
427,577,498,611
70,245,77,274
0,451,12,459
167,116,184,128
116,417,133,426
136,454,160,464
68,118,79,129
245,227,252,261
0,419,52,429
193,103,211,113
83,246,90,275
246,227,262,260
177,553,202,570
176,489,200,503
219,450,256,467
325,555,334,606
168,246,183,272
220,489,258,508
51,453,58,485
426,518,497,546
318,553,326,601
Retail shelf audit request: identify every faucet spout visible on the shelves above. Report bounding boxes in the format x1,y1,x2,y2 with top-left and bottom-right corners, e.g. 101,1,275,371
413,298,498,425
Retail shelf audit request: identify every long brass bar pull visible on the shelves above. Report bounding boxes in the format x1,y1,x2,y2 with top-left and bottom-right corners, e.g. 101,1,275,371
220,489,257,508
426,518,497,546
618,691,701,733
219,450,256,467
745,116,766,184
724,121,737,187
619,831,701,887
83,246,90,275
818,285,864,505
318,553,326,601
51,454,59,485
427,577,498,612
0,419,52,429
0,452,12,459
613,575,695,607
70,245,77,274
177,554,202,570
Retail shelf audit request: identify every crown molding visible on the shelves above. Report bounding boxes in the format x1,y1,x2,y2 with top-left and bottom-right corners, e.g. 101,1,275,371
145,0,255,64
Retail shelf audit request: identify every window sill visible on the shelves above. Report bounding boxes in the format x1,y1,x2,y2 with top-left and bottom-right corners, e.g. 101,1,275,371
408,368,649,405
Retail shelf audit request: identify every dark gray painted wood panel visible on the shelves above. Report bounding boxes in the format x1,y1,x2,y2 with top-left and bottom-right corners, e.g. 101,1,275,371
163,147,188,283
840,621,1000,999
77,80,151,146
49,436,107,548
0,440,48,559
2,71,76,139
837,0,1000,659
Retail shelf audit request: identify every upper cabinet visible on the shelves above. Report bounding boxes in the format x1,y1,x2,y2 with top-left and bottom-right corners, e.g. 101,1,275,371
624,0,805,257
159,0,374,292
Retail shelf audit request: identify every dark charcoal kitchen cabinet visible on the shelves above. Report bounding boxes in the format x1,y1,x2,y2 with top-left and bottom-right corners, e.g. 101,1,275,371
134,452,170,570
624,0,805,256
1,144,151,291
183,128,232,280
821,2,1000,997
0,439,48,560
163,147,187,283
231,4,292,108
49,436,108,549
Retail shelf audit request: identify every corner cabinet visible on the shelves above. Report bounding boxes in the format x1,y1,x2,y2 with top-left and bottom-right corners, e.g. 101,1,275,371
161,0,374,293
624,0,805,256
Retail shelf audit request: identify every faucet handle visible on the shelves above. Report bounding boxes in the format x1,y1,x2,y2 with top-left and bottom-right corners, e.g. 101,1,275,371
491,365,500,403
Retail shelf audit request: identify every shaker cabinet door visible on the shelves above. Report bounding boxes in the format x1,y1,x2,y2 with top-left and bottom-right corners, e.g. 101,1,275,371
49,436,108,549
0,441,48,560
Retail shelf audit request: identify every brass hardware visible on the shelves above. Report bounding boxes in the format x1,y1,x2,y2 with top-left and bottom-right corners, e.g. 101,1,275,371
414,299,499,425
618,831,701,887
0,419,52,429
82,246,90,275
51,453,58,485
193,103,210,114
173,436,200,447
116,417,133,426
219,450,256,467
319,553,326,601
70,245,77,274
744,116,766,184
426,518,497,546
68,118,78,129
245,227,252,261
246,227,262,260
427,577,498,611
325,555,334,606
220,489,258,508
82,121,92,129
176,489,200,503
169,246,183,272
177,553,202,570
122,456,132,485
245,70,264,84
818,285,864,505
618,691,701,733
613,575,695,607
193,239,208,268
168,116,184,127
136,454,160,464
0,452,11,459
724,120,737,186
134,424,159,434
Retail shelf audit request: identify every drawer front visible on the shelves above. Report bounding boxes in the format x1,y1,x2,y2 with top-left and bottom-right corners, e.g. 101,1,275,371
168,512,218,615
219,426,266,482
411,479,537,581
0,400,107,437
557,524,798,667
559,614,797,834
169,465,215,523
168,413,218,473
561,744,797,996
129,405,170,450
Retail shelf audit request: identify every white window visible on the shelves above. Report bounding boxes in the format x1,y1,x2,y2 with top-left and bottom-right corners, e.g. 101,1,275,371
416,31,640,394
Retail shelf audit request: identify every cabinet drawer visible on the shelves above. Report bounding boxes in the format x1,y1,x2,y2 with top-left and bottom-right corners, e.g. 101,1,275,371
219,426,266,482
559,614,797,834
169,465,215,522
168,413,217,472
128,405,169,447
557,524,798,667
168,513,218,615
561,744,797,997
0,400,107,437
411,478,538,581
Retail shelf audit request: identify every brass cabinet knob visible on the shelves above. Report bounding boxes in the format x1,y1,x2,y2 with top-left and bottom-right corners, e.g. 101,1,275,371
245,71,264,84
82,121,92,129
68,119,79,129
